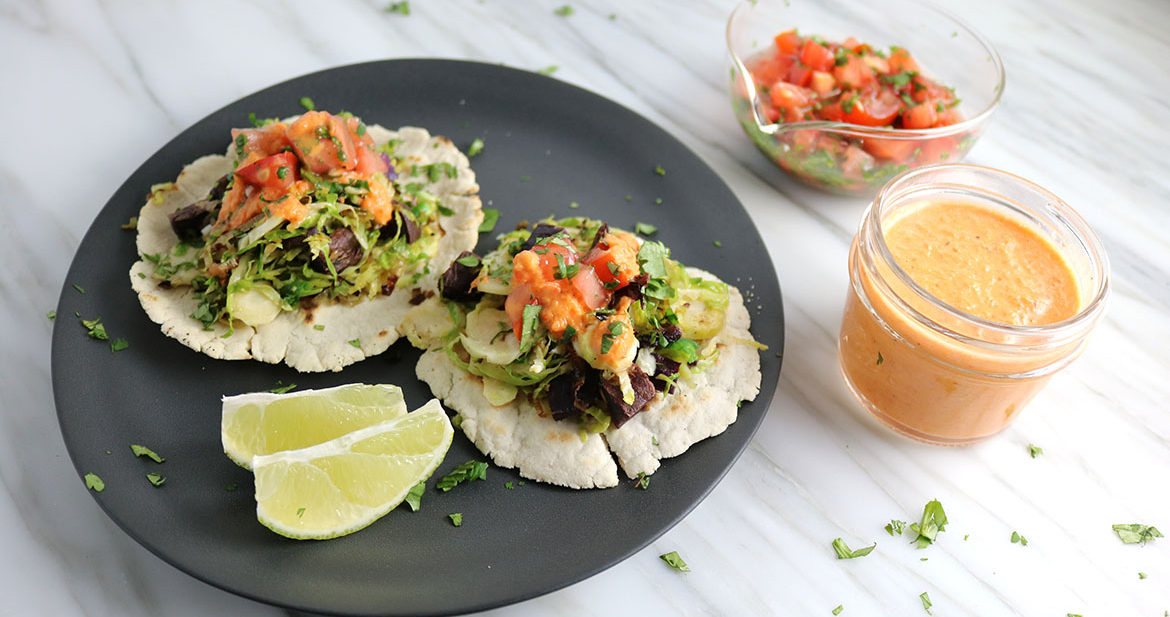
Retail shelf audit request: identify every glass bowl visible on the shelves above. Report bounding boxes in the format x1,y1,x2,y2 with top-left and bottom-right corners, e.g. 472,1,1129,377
726,0,1005,196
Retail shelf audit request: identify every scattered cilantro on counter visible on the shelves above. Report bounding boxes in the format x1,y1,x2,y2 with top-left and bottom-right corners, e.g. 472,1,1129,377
713,240,722,248
537,66,558,76
654,165,666,176
130,444,165,464
1010,531,1028,546
886,519,907,536
81,317,108,341
919,592,933,614
832,606,843,615
554,4,573,16
404,481,425,511
385,1,410,14
437,460,488,492
449,513,463,527
1139,572,1148,580
909,500,947,548
1113,523,1162,544
832,537,876,559
1028,443,1043,458
73,284,86,294
110,338,129,352
47,310,56,322
659,551,690,572
146,473,166,487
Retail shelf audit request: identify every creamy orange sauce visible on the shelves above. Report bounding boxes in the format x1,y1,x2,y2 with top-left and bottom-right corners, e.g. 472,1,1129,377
884,202,1079,325
839,200,1084,444
512,249,589,336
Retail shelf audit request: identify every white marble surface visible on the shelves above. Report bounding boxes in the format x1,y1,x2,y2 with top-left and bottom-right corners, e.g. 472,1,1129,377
3,0,1169,615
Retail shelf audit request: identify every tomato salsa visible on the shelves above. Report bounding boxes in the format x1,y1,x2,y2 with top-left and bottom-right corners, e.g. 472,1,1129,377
734,30,976,193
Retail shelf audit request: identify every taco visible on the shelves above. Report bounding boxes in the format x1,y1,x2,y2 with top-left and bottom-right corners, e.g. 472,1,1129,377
130,110,483,372
400,217,763,488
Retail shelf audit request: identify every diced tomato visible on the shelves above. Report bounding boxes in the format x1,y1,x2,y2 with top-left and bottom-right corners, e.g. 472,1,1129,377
786,62,813,88
230,124,292,164
863,137,918,161
888,48,920,73
910,75,949,103
287,111,358,174
789,129,819,150
862,54,890,75
833,55,876,89
234,152,299,191
570,267,608,310
810,70,836,95
936,107,964,127
799,39,834,72
505,283,536,339
582,231,640,290
916,137,958,164
769,82,811,122
774,29,802,55
840,144,875,179
844,89,901,126
354,144,389,175
901,101,939,129
752,54,795,86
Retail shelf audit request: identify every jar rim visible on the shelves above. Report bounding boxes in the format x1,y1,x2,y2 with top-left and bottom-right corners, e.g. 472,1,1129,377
862,164,1110,345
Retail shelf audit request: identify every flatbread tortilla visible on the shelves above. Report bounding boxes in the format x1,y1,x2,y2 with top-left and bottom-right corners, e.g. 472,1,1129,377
130,126,482,372
407,268,761,489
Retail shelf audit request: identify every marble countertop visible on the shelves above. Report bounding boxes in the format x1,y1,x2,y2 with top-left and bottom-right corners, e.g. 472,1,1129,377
3,0,1168,615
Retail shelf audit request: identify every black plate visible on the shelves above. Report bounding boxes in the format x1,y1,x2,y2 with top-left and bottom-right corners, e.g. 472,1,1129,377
52,59,784,617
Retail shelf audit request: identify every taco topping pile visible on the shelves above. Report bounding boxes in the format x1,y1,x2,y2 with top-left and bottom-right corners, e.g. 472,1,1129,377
430,217,735,434
144,110,453,331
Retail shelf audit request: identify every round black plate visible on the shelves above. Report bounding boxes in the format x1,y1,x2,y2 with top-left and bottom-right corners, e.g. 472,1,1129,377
52,59,784,617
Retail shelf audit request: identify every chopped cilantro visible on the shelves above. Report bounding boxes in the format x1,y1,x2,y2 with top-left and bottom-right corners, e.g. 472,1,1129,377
1139,572,1148,580
84,473,104,492
505,481,515,490
635,222,658,236
299,96,315,111
47,310,56,322
449,512,463,527
909,499,947,548
519,304,542,351
269,381,297,394
654,165,666,176
569,201,580,209
832,606,844,616
385,1,410,14
146,473,166,487
234,133,247,158
886,520,907,536
659,551,690,572
1113,523,1162,544
130,444,165,463
654,197,663,205
652,436,659,446
297,507,306,517
436,460,488,492
456,254,481,268
225,483,239,492
537,65,558,76
73,284,86,294
1010,531,1028,546
1028,443,1043,458
877,352,884,365
348,338,362,348
468,138,484,157
110,338,129,352
81,317,108,341
920,592,933,614
313,324,325,331
554,4,573,16
121,216,138,230
635,472,650,489
608,12,616,20
713,240,722,248
404,481,425,511
832,537,876,559
479,208,500,233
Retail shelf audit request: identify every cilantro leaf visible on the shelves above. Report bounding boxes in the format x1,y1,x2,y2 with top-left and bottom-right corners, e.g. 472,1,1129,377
909,499,947,549
885,520,907,536
634,222,658,236
269,381,297,394
518,304,542,353
920,592,933,614
84,473,104,492
385,1,410,14
110,338,129,352
80,317,108,341
634,472,650,489
449,512,463,526
478,208,499,233
1113,523,1163,544
468,138,484,157
1028,443,1043,458
654,165,666,176
299,96,315,111
1010,531,1028,546
554,4,573,16
404,481,425,511
659,551,690,572
47,310,56,322
832,537,876,559
537,65,558,76
146,473,166,487
130,444,165,464
833,606,844,616
436,460,488,492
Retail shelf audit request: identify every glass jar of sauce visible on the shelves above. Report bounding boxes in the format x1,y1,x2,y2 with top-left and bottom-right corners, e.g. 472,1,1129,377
838,164,1109,445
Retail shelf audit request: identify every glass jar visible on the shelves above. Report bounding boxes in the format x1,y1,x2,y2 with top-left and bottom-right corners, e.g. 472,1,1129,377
838,164,1109,445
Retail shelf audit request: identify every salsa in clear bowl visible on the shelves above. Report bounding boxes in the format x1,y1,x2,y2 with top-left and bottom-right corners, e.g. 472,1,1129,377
727,0,1004,196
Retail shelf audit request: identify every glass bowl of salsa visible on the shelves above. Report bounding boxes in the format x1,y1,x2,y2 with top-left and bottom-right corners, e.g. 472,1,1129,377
726,0,1004,196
